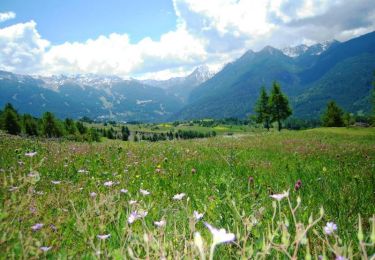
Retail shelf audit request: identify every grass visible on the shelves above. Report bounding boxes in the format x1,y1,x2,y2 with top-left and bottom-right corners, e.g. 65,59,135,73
0,127,374,258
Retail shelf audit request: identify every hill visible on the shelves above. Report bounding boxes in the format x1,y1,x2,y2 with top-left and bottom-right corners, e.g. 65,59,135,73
174,31,375,120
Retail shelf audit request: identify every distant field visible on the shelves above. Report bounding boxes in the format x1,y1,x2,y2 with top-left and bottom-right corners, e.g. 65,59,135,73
0,127,374,258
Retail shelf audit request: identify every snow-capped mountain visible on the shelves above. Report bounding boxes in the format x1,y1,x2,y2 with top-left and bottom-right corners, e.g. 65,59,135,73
282,40,340,58
141,65,215,103
37,74,124,91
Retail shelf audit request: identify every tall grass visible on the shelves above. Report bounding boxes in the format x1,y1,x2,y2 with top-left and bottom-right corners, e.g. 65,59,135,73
0,128,374,258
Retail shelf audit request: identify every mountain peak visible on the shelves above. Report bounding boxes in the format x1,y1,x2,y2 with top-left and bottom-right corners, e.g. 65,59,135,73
187,65,214,83
282,40,340,58
261,45,280,54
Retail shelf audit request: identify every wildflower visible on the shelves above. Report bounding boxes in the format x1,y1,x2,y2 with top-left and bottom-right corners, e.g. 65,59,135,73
129,200,137,205
204,222,235,245
193,211,204,221
154,220,166,227
104,181,114,187
270,190,289,201
77,169,88,174
155,168,161,173
323,167,327,172
97,234,111,240
138,210,148,218
248,176,254,183
294,179,302,191
324,222,337,235
31,223,44,231
25,151,37,157
140,189,150,196
128,210,148,224
128,211,138,224
336,256,346,260
40,246,52,252
90,192,97,198
120,189,128,193
51,181,61,185
191,168,197,174
173,193,186,200
9,186,18,192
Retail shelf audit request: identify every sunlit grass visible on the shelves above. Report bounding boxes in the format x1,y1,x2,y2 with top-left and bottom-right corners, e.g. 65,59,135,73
0,128,374,258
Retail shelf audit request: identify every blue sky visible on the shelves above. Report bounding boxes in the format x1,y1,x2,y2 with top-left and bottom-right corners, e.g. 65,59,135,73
0,0,177,44
1,0,375,79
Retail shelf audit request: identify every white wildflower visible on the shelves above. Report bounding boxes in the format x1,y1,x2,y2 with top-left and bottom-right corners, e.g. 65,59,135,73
154,220,166,227
97,234,111,240
25,151,37,157
270,190,289,201
140,189,150,196
194,211,204,221
173,193,186,200
40,246,52,252
204,222,235,245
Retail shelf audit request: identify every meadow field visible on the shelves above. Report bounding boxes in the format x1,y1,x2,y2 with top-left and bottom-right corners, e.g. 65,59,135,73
0,127,374,259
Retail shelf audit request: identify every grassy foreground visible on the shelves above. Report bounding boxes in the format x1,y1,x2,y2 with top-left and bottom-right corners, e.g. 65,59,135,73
0,128,374,259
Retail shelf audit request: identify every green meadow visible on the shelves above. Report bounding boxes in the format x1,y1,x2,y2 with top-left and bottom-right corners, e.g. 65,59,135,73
0,127,374,259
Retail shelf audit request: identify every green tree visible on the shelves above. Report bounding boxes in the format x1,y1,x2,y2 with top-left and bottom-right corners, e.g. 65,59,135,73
321,101,344,127
1,103,21,135
76,121,87,135
269,82,292,131
41,112,63,137
254,86,271,130
64,118,77,135
372,71,375,125
88,128,101,142
23,114,39,136
121,126,130,141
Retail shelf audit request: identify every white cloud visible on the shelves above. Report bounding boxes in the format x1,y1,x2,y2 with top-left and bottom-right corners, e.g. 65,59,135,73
0,11,16,22
0,20,49,73
43,27,206,77
0,1,375,78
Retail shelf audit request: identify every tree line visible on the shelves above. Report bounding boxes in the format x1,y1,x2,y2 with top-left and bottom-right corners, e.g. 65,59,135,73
253,80,374,130
0,103,101,142
134,129,216,142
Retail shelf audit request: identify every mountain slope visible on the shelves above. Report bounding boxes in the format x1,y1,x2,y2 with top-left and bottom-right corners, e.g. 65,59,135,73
142,66,214,103
0,71,183,122
174,31,375,120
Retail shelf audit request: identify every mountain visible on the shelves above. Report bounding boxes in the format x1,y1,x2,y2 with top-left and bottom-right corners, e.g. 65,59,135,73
282,40,339,58
141,65,214,103
0,71,184,122
174,31,375,120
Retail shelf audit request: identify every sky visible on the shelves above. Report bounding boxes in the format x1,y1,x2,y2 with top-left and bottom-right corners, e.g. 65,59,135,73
1,0,375,79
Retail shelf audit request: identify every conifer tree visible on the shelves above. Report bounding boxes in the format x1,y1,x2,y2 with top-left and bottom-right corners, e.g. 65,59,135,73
2,103,21,135
321,101,344,127
41,112,63,137
23,114,39,136
269,82,292,131
254,86,271,130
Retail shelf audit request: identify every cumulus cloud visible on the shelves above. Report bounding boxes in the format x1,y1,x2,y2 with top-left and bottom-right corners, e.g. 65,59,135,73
0,20,49,73
43,27,206,77
0,11,16,22
0,0,375,78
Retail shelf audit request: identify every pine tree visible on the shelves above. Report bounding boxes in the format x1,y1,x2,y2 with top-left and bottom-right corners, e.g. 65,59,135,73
322,101,344,127
254,86,271,130
269,82,292,131
23,114,39,136
41,112,63,137
2,103,21,135
64,118,77,135
121,126,130,141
